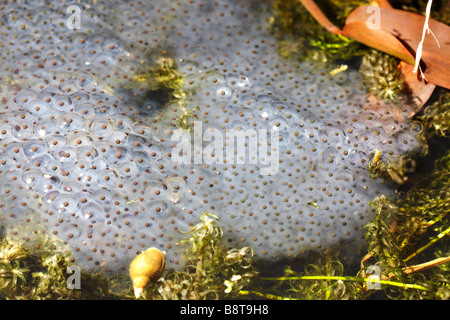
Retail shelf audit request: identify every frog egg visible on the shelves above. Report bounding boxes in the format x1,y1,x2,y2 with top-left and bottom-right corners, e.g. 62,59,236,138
41,190,60,209
95,141,113,158
34,118,59,138
22,140,48,159
76,145,99,162
72,102,96,117
145,200,169,217
14,89,37,105
92,52,116,68
12,121,35,140
36,174,61,193
56,113,84,132
146,144,164,161
45,134,68,151
106,146,129,164
23,99,50,116
93,104,117,117
143,182,168,200
53,146,77,163
126,134,148,150
92,188,115,206
61,179,82,194
90,119,114,139
51,94,73,112
68,132,94,147
0,123,12,142
215,85,233,99
53,192,80,214
46,159,63,176
165,177,187,204
179,57,199,73
96,169,120,190
80,202,105,222
101,36,125,54
107,131,128,146
0,153,15,172
0,181,15,199
394,129,421,153
21,169,43,189
58,163,79,181
73,71,97,89
116,161,139,177
113,115,133,131
182,73,202,91
130,151,153,169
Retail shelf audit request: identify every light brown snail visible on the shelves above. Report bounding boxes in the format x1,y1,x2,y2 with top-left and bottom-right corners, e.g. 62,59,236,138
129,248,165,298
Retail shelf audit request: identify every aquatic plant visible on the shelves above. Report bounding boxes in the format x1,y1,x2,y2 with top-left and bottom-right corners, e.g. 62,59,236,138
359,50,405,101
270,0,367,63
0,235,112,299
137,212,257,300
419,90,450,137
246,148,450,300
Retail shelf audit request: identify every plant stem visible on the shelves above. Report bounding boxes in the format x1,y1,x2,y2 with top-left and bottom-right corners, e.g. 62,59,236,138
239,290,291,300
261,275,430,291
405,225,450,262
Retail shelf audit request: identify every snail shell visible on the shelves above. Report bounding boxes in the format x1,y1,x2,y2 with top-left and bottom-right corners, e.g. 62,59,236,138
129,248,165,298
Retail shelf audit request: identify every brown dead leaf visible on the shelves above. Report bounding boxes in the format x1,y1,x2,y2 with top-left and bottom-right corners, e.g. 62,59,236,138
342,20,416,65
398,61,436,116
344,5,450,89
299,0,450,89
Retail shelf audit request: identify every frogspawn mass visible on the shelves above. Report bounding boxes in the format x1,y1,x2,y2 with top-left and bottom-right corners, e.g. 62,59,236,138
0,0,424,275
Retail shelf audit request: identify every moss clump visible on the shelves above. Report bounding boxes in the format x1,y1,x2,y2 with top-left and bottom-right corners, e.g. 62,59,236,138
140,212,258,300
270,0,367,64
0,236,116,299
359,49,405,101
130,56,185,101
419,90,450,138
367,151,418,185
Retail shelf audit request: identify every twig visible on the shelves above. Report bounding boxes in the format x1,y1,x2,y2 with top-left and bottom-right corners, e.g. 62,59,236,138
412,0,441,81
402,256,450,274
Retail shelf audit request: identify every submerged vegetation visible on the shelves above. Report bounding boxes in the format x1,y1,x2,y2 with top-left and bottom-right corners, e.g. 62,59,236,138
420,90,450,138
140,212,258,300
359,50,405,101
0,236,114,299
241,148,450,300
270,0,368,63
